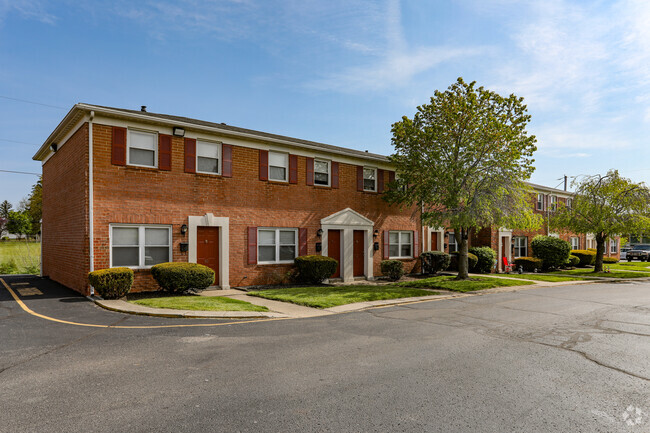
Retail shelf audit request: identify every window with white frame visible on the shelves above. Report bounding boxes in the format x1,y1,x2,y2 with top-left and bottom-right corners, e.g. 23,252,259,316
571,237,580,250
111,225,171,268
269,152,288,182
566,198,573,209
536,193,544,211
258,228,297,264
314,160,330,186
389,231,412,258
448,232,458,253
610,239,617,254
513,236,527,258
363,167,377,191
128,130,157,167
196,140,221,174
550,195,557,211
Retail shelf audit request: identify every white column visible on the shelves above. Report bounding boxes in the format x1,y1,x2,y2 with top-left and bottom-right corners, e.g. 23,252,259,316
342,228,354,282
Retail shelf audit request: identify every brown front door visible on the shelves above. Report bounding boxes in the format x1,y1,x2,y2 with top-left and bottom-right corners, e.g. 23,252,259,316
431,232,438,251
328,229,341,278
197,227,219,284
353,230,365,277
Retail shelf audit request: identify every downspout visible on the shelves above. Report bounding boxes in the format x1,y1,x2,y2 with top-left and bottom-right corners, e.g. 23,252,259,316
88,111,95,295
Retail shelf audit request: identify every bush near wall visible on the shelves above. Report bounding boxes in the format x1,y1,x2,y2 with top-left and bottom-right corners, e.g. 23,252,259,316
567,255,580,267
449,252,478,272
531,236,572,270
88,267,134,299
294,255,338,284
603,257,619,264
469,247,497,274
381,260,405,281
571,250,597,267
513,257,543,272
420,251,451,275
151,262,215,294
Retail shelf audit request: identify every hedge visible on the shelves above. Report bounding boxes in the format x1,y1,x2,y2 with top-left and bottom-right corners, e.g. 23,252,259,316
603,257,619,264
449,252,478,272
88,267,134,299
571,250,597,267
420,251,451,275
567,255,580,267
531,236,571,270
513,257,543,272
294,255,338,283
150,262,215,293
380,260,405,281
469,247,497,274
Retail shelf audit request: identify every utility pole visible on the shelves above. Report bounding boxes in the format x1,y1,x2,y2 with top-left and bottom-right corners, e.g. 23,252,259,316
564,175,567,191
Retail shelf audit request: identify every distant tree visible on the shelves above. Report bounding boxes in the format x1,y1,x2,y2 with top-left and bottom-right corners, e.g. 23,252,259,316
0,200,11,219
6,211,31,240
550,170,650,272
0,217,7,239
26,177,42,236
385,77,541,279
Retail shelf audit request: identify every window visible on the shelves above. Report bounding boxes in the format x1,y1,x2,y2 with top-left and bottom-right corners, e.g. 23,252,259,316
566,198,573,209
550,195,557,211
111,225,171,268
196,140,221,174
448,232,458,253
363,167,377,191
513,236,527,258
536,193,544,211
570,237,580,250
610,239,617,254
314,159,330,186
258,228,297,264
389,231,412,258
128,130,157,167
269,152,288,182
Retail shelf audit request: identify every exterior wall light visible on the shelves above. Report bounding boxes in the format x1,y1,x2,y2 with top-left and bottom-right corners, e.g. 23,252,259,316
50,143,58,152
317,228,323,237
373,230,379,238
173,127,185,137
180,224,188,235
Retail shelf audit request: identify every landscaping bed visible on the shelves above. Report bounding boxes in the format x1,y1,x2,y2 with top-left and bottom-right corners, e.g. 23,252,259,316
397,275,534,292
129,295,269,312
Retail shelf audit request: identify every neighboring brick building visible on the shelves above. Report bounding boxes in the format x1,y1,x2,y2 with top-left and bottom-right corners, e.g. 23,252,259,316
34,104,619,295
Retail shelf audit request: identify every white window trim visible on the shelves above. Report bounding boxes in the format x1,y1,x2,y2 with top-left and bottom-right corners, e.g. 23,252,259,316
195,139,222,175
363,167,377,192
550,195,558,211
514,236,527,258
268,151,289,182
257,227,298,264
109,224,172,269
389,230,413,259
127,128,158,168
448,232,458,253
571,237,580,250
536,193,544,211
314,159,331,187
610,239,617,254
566,198,573,209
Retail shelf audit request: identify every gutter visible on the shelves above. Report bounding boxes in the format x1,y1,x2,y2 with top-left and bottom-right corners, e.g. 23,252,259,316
88,110,95,295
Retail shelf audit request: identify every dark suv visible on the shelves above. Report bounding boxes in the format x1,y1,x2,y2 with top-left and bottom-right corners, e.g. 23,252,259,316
626,244,650,261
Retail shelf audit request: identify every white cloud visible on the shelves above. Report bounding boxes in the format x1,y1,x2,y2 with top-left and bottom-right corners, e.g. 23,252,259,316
0,0,56,24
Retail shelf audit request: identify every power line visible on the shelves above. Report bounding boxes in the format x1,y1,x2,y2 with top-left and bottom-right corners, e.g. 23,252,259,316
0,95,66,110
0,138,40,146
0,169,41,176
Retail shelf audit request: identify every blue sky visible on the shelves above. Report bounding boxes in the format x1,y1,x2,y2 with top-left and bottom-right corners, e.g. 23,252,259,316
2,0,650,207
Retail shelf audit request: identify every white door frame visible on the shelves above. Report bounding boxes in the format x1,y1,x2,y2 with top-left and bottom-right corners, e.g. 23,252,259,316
188,213,230,289
426,227,445,251
497,228,513,272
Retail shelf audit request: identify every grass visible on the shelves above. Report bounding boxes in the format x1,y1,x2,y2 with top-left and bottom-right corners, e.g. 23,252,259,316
248,285,439,309
608,261,650,271
554,269,650,278
0,241,40,274
130,295,269,312
397,275,534,292
495,274,594,282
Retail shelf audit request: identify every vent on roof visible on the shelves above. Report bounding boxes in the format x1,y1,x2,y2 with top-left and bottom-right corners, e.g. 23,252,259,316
141,106,147,112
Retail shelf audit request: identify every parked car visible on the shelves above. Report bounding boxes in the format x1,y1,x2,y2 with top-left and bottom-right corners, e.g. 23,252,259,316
625,244,650,261
620,247,630,261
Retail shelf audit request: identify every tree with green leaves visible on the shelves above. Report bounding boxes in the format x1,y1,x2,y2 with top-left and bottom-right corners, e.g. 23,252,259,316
0,200,11,219
385,77,541,279
550,170,650,272
26,177,42,236
6,211,31,240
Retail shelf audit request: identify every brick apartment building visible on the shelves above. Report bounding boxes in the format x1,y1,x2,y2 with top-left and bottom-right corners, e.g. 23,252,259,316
33,104,619,295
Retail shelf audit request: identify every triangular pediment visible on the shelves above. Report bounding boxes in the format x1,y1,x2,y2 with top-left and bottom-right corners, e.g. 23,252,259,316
321,208,374,226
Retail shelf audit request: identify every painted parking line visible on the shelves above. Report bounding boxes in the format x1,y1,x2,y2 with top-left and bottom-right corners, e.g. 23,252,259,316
0,278,284,329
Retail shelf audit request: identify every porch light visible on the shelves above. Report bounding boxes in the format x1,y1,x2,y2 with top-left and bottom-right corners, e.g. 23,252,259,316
317,229,323,237
373,230,379,238
180,224,188,235
173,127,185,137
50,143,58,152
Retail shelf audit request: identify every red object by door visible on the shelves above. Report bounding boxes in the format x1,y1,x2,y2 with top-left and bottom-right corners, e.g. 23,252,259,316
197,227,219,285
328,230,341,278
353,230,365,277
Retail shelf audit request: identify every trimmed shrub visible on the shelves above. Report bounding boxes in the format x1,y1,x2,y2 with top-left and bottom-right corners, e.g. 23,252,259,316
88,267,134,299
513,257,543,272
151,262,215,294
381,260,405,281
603,257,619,264
531,236,572,270
449,252,478,272
567,255,580,267
420,251,451,275
469,247,497,274
571,250,597,267
587,248,597,252
294,255,338,284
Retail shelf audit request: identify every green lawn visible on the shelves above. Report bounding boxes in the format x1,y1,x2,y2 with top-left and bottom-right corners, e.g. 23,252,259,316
0,241,40,274
554,269,650,278
248,285,439,309
608,262,650,271
397,275,534,292
496,274,594,282
130,295,269,312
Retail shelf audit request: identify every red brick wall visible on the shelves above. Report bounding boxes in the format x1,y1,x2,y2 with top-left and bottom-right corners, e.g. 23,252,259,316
42,124,89,293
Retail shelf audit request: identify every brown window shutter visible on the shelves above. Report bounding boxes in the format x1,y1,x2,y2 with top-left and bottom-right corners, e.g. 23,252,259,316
331,162,339,189
357,166,364,191
306,158,314,186
289,154,298,184
299,228,308,256
383,230,390,259
388,170,395,183
414,230,419,258
111,126,127,166
377,169,384,193
247,227,257,264
259,150,268,181
184,138,196,173
158,134,172,171
222,144,233,177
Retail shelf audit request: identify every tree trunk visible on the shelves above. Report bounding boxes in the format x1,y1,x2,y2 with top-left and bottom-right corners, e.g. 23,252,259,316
456,227,470,280
594,233,606,273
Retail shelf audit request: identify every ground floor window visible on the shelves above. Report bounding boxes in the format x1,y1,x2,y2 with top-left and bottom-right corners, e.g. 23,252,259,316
571,237,580,250
389,231,412,258
513,236,527,258
610,239,617,254
111,225,171,268
448,232,458,253
258,228,297,264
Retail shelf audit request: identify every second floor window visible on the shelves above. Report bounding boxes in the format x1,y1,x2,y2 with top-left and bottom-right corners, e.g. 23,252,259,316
196,140,221,174
566,198,573,209
550,195,557,211
269,152,288,182
315,160,329,186
363,167,377,191
128,130,157,167
537,193,544,210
